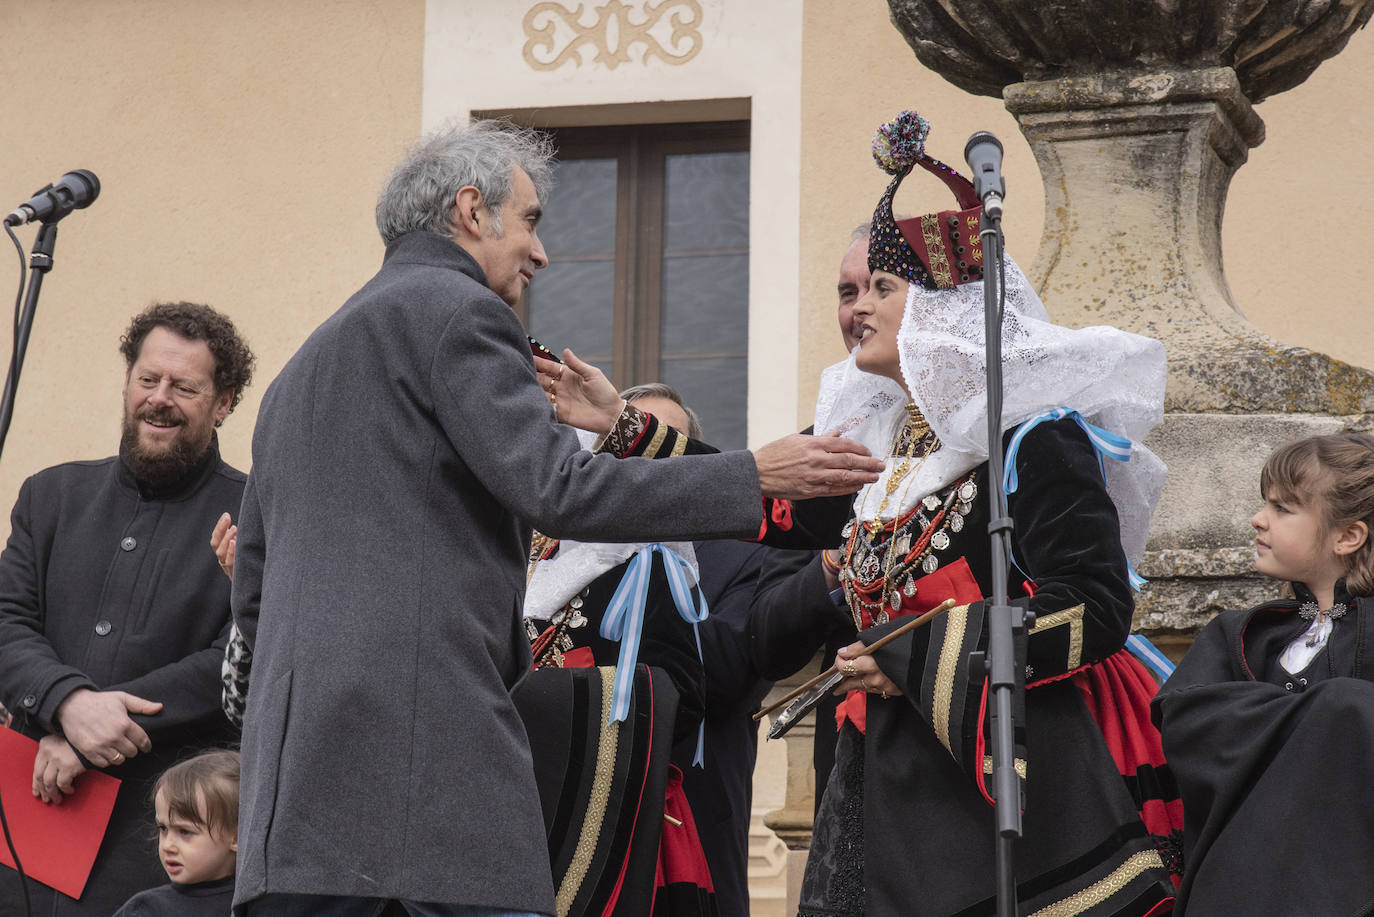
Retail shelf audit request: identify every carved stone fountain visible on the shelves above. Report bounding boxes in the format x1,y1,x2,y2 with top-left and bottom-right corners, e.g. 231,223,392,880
888,0,1374,640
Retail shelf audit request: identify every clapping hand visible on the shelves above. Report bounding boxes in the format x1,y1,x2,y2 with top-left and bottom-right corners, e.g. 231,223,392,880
211,512,236,581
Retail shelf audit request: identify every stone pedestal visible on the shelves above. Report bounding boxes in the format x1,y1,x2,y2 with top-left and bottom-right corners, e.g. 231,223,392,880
1002,68,1374,648
755,657,824,914
760,659,822,850
1006,67,1374,415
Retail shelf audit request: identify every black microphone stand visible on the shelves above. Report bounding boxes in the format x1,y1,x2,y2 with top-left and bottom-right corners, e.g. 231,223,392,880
970,195,1033,917
0,219,59,458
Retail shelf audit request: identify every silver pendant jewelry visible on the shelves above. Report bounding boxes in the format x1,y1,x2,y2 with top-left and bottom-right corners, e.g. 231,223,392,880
569,594,584,610
568,610,588,629
923,494,942,511
892,532,912,557
525,619,540,640
889,589,902,611
903,576,918,597
842,520,855,538
949,512,964,533
931,531,951,551
1299,601,1346,646
959,480,977,502
1298,601,1346,621
922,554,939,574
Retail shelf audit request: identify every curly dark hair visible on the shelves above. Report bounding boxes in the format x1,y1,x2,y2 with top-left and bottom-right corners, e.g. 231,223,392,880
119,302,255,414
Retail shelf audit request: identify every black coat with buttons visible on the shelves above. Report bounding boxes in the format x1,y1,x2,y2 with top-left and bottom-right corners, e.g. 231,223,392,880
0,440,243,917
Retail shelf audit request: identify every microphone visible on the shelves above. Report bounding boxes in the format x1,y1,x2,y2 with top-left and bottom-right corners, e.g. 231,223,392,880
963,133,1005,219
5,170,101,227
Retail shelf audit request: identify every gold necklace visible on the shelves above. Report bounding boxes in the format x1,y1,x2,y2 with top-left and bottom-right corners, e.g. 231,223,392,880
843,404,943,623
865,403,935,536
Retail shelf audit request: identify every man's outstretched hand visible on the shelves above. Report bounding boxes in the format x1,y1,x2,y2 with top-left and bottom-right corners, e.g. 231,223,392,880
753,434,884,499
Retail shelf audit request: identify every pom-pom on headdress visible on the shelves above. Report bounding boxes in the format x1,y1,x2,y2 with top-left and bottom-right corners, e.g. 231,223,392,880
868,110,985,290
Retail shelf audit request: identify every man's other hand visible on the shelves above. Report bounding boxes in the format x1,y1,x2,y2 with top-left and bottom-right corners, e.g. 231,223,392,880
32,734,86,805
55,687,162,768
753,434,884,499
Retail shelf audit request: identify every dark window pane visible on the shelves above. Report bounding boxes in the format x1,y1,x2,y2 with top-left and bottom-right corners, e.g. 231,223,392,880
664,152,749,252
660,253,748,357
661,356,747,451
540,158,617,257
526,260,614,373
526,156,617,376
661,151,748,447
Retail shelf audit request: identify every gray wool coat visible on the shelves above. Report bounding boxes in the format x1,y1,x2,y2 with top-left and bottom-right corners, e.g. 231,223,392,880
231,231,763,913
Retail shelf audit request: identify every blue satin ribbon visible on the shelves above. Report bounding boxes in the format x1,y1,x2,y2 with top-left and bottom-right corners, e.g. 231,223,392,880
600,543,709,764
1125,633,1175,682
1002,407,1147,590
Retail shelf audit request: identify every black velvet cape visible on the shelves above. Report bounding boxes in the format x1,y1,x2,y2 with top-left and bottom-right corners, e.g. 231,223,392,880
520,508,713,916
1152,586,1374,917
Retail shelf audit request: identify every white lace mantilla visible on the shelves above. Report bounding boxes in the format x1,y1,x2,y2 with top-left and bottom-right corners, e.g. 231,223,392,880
814,258,1166,564
523,426,699,620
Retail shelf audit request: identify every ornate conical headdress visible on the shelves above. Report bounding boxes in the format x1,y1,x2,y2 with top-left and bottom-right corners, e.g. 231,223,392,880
868,111,985,290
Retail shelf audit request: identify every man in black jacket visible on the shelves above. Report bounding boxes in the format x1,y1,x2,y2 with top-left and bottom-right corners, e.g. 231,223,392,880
0,302,254,917
750,226,874,810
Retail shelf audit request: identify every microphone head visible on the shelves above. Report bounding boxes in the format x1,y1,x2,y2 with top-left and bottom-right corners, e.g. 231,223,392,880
963,132,1005,203
56,170,101,210
964,131,1002,160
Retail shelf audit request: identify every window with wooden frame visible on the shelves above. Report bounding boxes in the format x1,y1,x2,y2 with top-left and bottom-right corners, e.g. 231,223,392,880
517,121,750,450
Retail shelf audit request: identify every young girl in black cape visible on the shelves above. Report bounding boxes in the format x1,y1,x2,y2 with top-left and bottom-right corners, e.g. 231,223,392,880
1153,432,1374,916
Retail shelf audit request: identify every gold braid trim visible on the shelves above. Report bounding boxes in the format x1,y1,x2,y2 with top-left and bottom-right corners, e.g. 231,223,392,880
932,603,970,756
641,421,669,458
555,666,620,917
1028,850,1166,917
982,756,1027,780
920,214,954,288
669,431,687,457
1030,604,1086,671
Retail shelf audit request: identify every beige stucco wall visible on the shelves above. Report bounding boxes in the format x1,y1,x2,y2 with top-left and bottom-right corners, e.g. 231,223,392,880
0,0,424,520
797,1,1374,429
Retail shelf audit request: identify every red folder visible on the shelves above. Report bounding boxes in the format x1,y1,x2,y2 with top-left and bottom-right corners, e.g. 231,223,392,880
0,727,120,899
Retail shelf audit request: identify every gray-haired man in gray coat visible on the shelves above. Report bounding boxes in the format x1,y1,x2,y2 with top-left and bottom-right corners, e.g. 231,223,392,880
230,121,884,917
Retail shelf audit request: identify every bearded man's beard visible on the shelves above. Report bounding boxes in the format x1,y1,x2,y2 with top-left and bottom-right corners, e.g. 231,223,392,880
120,406,211,488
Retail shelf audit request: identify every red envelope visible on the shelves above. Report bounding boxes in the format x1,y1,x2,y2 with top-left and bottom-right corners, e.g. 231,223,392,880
0,728,120,899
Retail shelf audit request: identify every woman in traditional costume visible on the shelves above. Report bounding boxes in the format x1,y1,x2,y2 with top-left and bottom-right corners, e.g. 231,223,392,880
514,383,842,917
517,409,716,917
767,111,1183,916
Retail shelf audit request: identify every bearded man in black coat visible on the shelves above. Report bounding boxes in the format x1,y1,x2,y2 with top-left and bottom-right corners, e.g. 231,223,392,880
0,302,255,916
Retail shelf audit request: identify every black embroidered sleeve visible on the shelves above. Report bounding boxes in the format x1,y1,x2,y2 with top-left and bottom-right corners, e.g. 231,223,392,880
595,403,717,458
